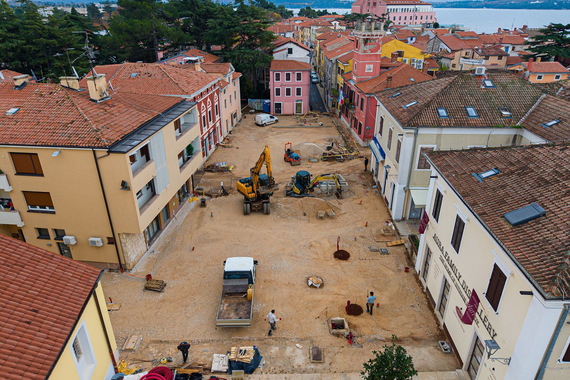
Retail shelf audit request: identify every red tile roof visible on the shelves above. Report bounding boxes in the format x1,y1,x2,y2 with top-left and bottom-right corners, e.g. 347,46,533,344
0,69,25,82
201,63,232,74
355,63,434,94
524,61,569,74
438,34,478,51
270,60,311,71
81,63,221,97
272,36,310,51
519,95,570,142
337,51,354,64
323,39,354,60
181,49,220,64
0,235,102,380
426,143,570,298
0,82,184,148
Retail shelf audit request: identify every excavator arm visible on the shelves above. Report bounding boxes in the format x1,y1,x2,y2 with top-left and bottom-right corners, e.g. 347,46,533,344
250,146,273,193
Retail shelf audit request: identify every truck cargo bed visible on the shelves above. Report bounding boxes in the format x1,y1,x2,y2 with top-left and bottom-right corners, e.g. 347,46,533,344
216,278,253,326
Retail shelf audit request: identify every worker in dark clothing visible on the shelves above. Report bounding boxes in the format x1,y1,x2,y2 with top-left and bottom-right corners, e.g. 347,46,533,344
364,157,369,172
177,341,191,363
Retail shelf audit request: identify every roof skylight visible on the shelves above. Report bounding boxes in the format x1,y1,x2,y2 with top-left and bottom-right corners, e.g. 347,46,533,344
130,73,139,78
499,108,512,118
409,78,415,82
465,107,479,118
403,101,418,109
504,202,546,226
541,119,561,128
390,92,402,98
472,168,501,182
482,79,495,88
6,108,20,116
437,107,449,118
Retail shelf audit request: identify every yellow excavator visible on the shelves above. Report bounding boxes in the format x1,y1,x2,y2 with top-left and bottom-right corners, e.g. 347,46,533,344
236,146,279,215
286,171,344,198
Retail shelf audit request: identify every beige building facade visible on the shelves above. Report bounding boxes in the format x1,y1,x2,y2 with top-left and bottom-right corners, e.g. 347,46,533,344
415,144,570,379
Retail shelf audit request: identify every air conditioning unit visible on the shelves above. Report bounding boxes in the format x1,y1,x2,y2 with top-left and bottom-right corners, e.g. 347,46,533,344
88,237,104,247
63,235,77,245
475,67,486,76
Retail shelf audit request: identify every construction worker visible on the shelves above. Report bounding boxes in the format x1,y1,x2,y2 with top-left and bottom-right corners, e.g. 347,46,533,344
177,341,191,363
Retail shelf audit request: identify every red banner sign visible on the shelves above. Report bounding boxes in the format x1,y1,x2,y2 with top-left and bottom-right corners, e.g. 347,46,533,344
418,211,430,234
457,290,480,325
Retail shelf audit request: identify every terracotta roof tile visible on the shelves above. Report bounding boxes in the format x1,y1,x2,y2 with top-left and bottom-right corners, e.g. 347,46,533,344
524,61,569,74
201,63,232,74
519,95,570,142
376,72,553,128
355,63,433,94
0,235,101,379
270,60,311,71
0,69,25,82
426,143,570,298
323,39,354,60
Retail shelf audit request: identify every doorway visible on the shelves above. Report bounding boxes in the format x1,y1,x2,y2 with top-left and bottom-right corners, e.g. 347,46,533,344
274,102,282,114
467,336,484,379
409,199,423,219
295,101,303,114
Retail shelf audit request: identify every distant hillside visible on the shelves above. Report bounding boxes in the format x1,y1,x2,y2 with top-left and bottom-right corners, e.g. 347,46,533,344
25,0,570,10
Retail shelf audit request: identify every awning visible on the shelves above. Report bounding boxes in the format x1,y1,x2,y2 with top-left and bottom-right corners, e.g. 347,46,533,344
410,189,429,208
370,136,386,162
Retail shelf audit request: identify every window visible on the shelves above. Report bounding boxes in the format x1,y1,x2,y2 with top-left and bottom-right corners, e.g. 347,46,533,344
465,107,478,118
482,79,494,88
403,101,418,109
296,87,302,96
53,229,66,240
484,56,490,60
360,98,364,110
24,191,54,212
438,277,450,318
275,87,281,97
497,55,503,60
541,119,561,128
562,338,570,362
285,88,292,96
432,189,443,222
365,64,373,72
71,324,96,380
379,116,384,136
450,215,465,253
296,72,302,81
476,168,501,180
215,104,219,116
417,147,435,170
555,74,561,80
395,140,401,163
208,110,212,123
390,92,401,99
499,108,512,118
275,72,281,81
288,48,293,54
485,264,507,311
36,228,50,239
536,75,543,80
285,72,291,82
387,129,393,150
467,337,484,379
10,153,44,176
129,145,150,169
436,108,449,118
422,247,432,282
202,115,206,126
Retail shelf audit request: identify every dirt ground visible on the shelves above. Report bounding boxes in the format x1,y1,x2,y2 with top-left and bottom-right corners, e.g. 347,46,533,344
102,114,459,375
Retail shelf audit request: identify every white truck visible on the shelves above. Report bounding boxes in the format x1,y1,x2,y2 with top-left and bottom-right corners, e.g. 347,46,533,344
216,257,257,327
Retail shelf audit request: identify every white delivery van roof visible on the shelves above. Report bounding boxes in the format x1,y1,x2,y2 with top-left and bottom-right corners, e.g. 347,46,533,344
224,257,254,272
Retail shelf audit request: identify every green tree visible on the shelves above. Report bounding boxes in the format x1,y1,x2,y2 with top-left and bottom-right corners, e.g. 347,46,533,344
171,0,222,51
87,3,102,21
433,22,440,28
0,0,20,69
525,23,570,63
361,339,418,380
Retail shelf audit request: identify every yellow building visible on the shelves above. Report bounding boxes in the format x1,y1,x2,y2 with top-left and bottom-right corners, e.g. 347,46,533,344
0,74,203,269
0,234,118,379
335,51,353,113
508,60,570,83
417,144,570,380
380,37,432,71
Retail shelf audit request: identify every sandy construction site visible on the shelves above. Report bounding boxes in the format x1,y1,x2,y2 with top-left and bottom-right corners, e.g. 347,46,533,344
102,114,459,376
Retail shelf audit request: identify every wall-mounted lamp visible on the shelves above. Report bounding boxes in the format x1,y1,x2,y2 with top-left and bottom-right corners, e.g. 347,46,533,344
120,180,131,191
519,290,534,296
430,175,438,179
384,165,391,170
397,133,404,137
51,151,61,157
484,340,511,365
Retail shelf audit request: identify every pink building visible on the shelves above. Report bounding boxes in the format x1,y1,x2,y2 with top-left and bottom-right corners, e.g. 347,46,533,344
270,60,311,115
352,0,437,26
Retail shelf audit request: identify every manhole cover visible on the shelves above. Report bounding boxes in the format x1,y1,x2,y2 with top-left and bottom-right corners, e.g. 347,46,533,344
310,346,324,362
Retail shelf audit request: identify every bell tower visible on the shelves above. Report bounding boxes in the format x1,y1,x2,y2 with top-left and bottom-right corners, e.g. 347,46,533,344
352,20,386,83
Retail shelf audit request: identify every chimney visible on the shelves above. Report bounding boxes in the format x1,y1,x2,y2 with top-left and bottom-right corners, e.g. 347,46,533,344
386,75,393,89
86,74,110,102
183,56,203,71
527,58,534,72
13,74,30,90
59,76,80,91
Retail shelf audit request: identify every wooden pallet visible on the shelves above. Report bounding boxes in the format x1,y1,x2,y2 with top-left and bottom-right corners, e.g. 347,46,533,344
387,239,405,247
145,279,166,292
122,335,142,351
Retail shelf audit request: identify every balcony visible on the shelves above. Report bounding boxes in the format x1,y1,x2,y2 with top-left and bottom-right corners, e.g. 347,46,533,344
0,209,24,227
0,174,12,192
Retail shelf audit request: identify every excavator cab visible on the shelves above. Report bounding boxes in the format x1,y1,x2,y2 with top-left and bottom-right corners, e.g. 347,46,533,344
236,146,278,215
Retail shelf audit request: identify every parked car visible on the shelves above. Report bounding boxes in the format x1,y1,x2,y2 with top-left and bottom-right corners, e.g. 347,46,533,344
311,73,319,84
255,113,279,127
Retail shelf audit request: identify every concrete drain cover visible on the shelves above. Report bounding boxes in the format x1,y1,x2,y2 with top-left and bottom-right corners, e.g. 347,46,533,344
310,346,324,363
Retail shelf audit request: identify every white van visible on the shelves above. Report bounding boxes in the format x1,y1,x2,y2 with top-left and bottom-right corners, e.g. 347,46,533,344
255,113,279,127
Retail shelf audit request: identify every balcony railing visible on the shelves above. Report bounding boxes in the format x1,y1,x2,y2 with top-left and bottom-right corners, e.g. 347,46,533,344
0,209,24,227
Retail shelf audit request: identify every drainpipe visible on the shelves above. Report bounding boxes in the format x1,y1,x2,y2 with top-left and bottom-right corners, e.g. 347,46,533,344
92,149,124,271
535,304,570,379
93,281,119,374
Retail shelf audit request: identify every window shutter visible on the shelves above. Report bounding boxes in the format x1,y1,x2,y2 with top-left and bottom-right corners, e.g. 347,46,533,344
563,343,570,362
11,153,43,175
23,191,54,207
432,190,443,221
451,215,465,252
486,264,507,311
